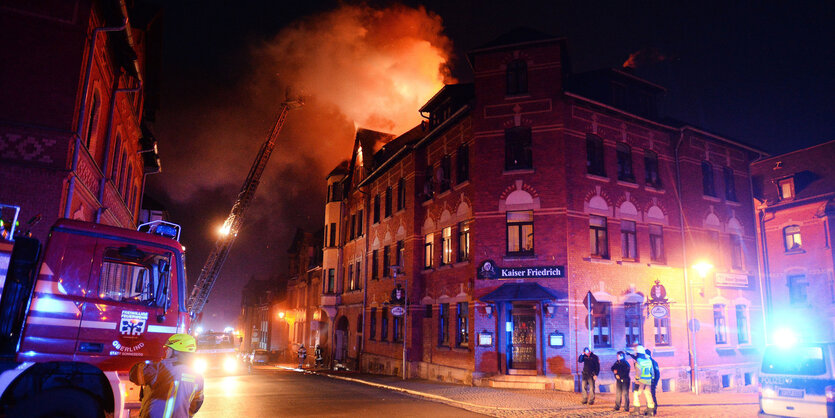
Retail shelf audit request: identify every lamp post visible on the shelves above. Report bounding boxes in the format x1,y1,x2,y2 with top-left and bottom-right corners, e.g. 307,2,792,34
690,260,713,395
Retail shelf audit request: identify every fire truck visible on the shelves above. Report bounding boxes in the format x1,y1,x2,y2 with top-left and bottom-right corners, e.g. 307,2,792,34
0,209,188,417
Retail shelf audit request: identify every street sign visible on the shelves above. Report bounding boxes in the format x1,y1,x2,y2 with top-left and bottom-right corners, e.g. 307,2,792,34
583,291,597,310
650,305,669,318
391,306,405,316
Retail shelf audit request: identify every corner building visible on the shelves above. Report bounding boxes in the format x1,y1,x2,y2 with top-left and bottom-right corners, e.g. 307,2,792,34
323,30,767,393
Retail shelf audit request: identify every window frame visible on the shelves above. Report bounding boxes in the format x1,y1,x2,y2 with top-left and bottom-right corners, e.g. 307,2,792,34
504,127,533,171
371,249,379,280
654,314,671,346
592,302,612,348
713,304,728,344
397,178,406,211
624,302,643,347
439,303,450,346
784,225,802,251
456,302,469,347
506,210,534,256
439,155,451,192
730,234,743,270
385,186,392,218
644,150,661,188
441,226,452,265
616,143,635,182
383,245,391,278
586,134,606,177
589,215,609,259
369,307,377,340
456,144,469,184
506,59,528,95
788,274,809,305
724,167,737,201
326,268,335,293
735,304,749,345
381,307,389,341
649,224,665,263
702,161,716,197
620,220,637,260
457,221,470,262
373,195,381,223
424,234,434,269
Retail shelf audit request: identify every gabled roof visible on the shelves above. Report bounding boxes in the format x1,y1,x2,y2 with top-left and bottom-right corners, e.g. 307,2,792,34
467,27,565,67
327,160,349,179
751,139,835,205
419,83,475,113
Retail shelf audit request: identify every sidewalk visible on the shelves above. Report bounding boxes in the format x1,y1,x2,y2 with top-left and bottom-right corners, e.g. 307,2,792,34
277,364,759,417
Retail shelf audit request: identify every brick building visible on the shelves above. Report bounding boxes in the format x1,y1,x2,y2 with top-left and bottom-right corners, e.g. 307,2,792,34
0,0,162,239
751,140,835,342
321,29,767,393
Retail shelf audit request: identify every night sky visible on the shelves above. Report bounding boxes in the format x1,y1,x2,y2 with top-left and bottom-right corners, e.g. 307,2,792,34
144,0,835,330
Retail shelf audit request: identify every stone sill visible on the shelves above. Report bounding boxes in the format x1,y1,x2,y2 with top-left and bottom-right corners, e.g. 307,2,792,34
645,185,665,194
503,168,535,175
583,257,613,264
454,180,470,191
616,179,639,188
702,195,721,202
586,173,610,183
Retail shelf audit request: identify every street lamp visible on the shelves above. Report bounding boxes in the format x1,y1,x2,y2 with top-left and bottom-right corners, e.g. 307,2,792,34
692,261,714,279
688,259,713,395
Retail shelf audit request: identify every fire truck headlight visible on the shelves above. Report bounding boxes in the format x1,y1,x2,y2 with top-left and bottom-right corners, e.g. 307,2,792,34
223,357,237,373
194,358,208,374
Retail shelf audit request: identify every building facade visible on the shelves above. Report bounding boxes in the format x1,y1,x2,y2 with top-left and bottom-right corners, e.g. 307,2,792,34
0,0,162,239
751,140,835,342
321,30,768,394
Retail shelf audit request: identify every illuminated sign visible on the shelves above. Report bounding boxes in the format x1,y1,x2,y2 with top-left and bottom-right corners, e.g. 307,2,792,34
477,260,564,279
715,273,749,288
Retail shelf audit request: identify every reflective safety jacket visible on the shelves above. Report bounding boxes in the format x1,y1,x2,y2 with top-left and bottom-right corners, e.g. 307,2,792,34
130,358,204,418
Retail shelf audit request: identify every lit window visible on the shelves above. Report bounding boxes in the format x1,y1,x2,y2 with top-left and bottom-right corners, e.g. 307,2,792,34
779,178,795,200
649,224,664,263
456,302,469,347
457,222,470,262
506,59,527,95
621,220,637,260
735,305,749,344
589,215,609,258
441,227,452,265
507,211,534,256
439,303,450,346
654,313,671,346
784,225,802,250
713,304,727,344
593,302,612,348
625,302,643,346
424,234,434,269
616,143,634,182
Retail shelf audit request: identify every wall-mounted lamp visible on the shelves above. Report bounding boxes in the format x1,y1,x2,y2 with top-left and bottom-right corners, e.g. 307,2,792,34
484,304,494,318
545,304,556,318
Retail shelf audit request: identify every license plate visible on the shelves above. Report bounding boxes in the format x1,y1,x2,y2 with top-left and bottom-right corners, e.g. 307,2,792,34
777,388,805,398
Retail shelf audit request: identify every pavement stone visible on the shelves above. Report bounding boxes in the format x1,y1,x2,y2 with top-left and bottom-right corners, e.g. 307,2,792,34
276,364,759,417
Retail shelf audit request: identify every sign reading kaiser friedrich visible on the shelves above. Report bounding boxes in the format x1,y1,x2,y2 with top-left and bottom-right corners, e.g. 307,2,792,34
477,260,564,280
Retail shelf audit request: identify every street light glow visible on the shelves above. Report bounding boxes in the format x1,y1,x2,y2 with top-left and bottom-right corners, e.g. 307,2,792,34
219,223,231,236
692,261,714,278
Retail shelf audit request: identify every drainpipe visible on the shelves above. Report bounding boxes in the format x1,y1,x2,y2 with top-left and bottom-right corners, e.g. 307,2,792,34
757,205,773,344
65,19,127,219
674,130,698,394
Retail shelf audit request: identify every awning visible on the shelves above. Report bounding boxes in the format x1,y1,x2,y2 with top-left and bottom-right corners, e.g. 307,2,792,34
481,282,565,302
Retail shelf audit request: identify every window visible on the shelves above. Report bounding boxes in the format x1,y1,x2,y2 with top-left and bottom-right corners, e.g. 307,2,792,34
397,178,405,211
355,261,361,290
593,302,612,348
393,315,403,342
625,302,643,346
730,235,743,269
654,313,671,346
616,143,634,182
506,59,527,95
347,264,354,291
371,250,379,280
458,222,470,262
423,168,434,200
357,210,363,236
735,304,749,344
369,308,377,340
118,151,127,195
439,155,451,192
456,145,469,184
784,225,802,250
702,161,716,197
439,303,450,346
779,178,795,200
586,134,605,177
327,182,343,202
99,248,171,308
505,127,532,170
329,222,336,247
373,195,381,223
396,240,404,270
385,187,392,218
111,134,121,181
621,220,637,260
85,92,101,149
649,224,664,263
589,215,609,258
326,269,335,293
788,275,808,304
383,245,391,278
644,150,661,188
456,302,469,347
350,214,356,240
424,234,433,269
441,227,452,265
714,304,727,344
724,167,737,201
381,308,389,341
507,211,534,255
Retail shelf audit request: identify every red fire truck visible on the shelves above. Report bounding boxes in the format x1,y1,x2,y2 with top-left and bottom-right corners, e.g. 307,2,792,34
0,211,189,417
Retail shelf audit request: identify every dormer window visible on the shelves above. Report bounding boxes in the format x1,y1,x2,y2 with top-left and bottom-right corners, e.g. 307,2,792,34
506,59,528,95
778,178,795,200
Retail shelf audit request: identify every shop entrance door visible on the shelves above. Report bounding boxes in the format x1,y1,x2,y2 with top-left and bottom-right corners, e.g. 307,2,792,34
508,305,537,370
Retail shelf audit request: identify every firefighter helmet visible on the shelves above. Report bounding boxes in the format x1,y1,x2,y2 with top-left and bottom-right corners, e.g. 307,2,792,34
165,333,197,353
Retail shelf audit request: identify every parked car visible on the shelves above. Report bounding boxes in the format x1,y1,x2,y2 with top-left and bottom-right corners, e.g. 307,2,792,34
759,341,835,417
249,349,270,365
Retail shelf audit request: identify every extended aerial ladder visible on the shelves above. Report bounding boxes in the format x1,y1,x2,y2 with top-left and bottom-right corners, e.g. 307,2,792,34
187,98,302,319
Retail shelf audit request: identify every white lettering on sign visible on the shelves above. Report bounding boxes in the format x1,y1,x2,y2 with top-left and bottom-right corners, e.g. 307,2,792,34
715,273,749,287
498,266,563,279
119,310,149,337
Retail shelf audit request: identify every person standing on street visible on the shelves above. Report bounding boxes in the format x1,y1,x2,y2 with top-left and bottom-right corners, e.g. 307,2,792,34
628,345,655,416
297,344,307,368
646,348,660,416
578,347,600,405
314,344,323,368
611,351,631,412
129,334,204,418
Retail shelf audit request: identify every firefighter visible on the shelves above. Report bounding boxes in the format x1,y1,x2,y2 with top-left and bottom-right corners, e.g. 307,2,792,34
628,345,655,416
130,334,204,418
314,344,324,368
298,344,307,368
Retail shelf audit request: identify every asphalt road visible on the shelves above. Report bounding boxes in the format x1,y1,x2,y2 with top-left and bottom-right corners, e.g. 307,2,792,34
197,367,485,418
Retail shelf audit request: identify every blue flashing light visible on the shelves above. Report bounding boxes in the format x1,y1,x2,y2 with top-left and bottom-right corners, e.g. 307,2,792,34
773,327,798,349
22,351,37,357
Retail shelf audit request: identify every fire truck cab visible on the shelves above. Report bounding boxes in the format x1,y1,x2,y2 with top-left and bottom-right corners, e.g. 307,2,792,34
0,217,189,417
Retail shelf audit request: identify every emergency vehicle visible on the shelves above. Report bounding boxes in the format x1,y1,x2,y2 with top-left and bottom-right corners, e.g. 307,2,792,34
0,210,188,417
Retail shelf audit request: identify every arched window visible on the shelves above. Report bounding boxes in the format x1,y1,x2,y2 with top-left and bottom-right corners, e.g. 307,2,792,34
644,150,660,188
506,59,527,95
784,225,802,250
702,161,716,197
616,143,634,182
85,92,101,149
110,134,121,181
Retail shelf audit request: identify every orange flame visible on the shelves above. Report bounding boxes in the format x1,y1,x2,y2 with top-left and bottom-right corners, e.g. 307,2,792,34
623,48,668,69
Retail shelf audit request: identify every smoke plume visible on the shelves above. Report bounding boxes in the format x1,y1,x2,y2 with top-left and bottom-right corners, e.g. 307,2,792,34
623,47,668,69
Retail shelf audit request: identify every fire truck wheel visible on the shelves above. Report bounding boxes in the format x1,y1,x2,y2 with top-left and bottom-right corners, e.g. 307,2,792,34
8,387,104,418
